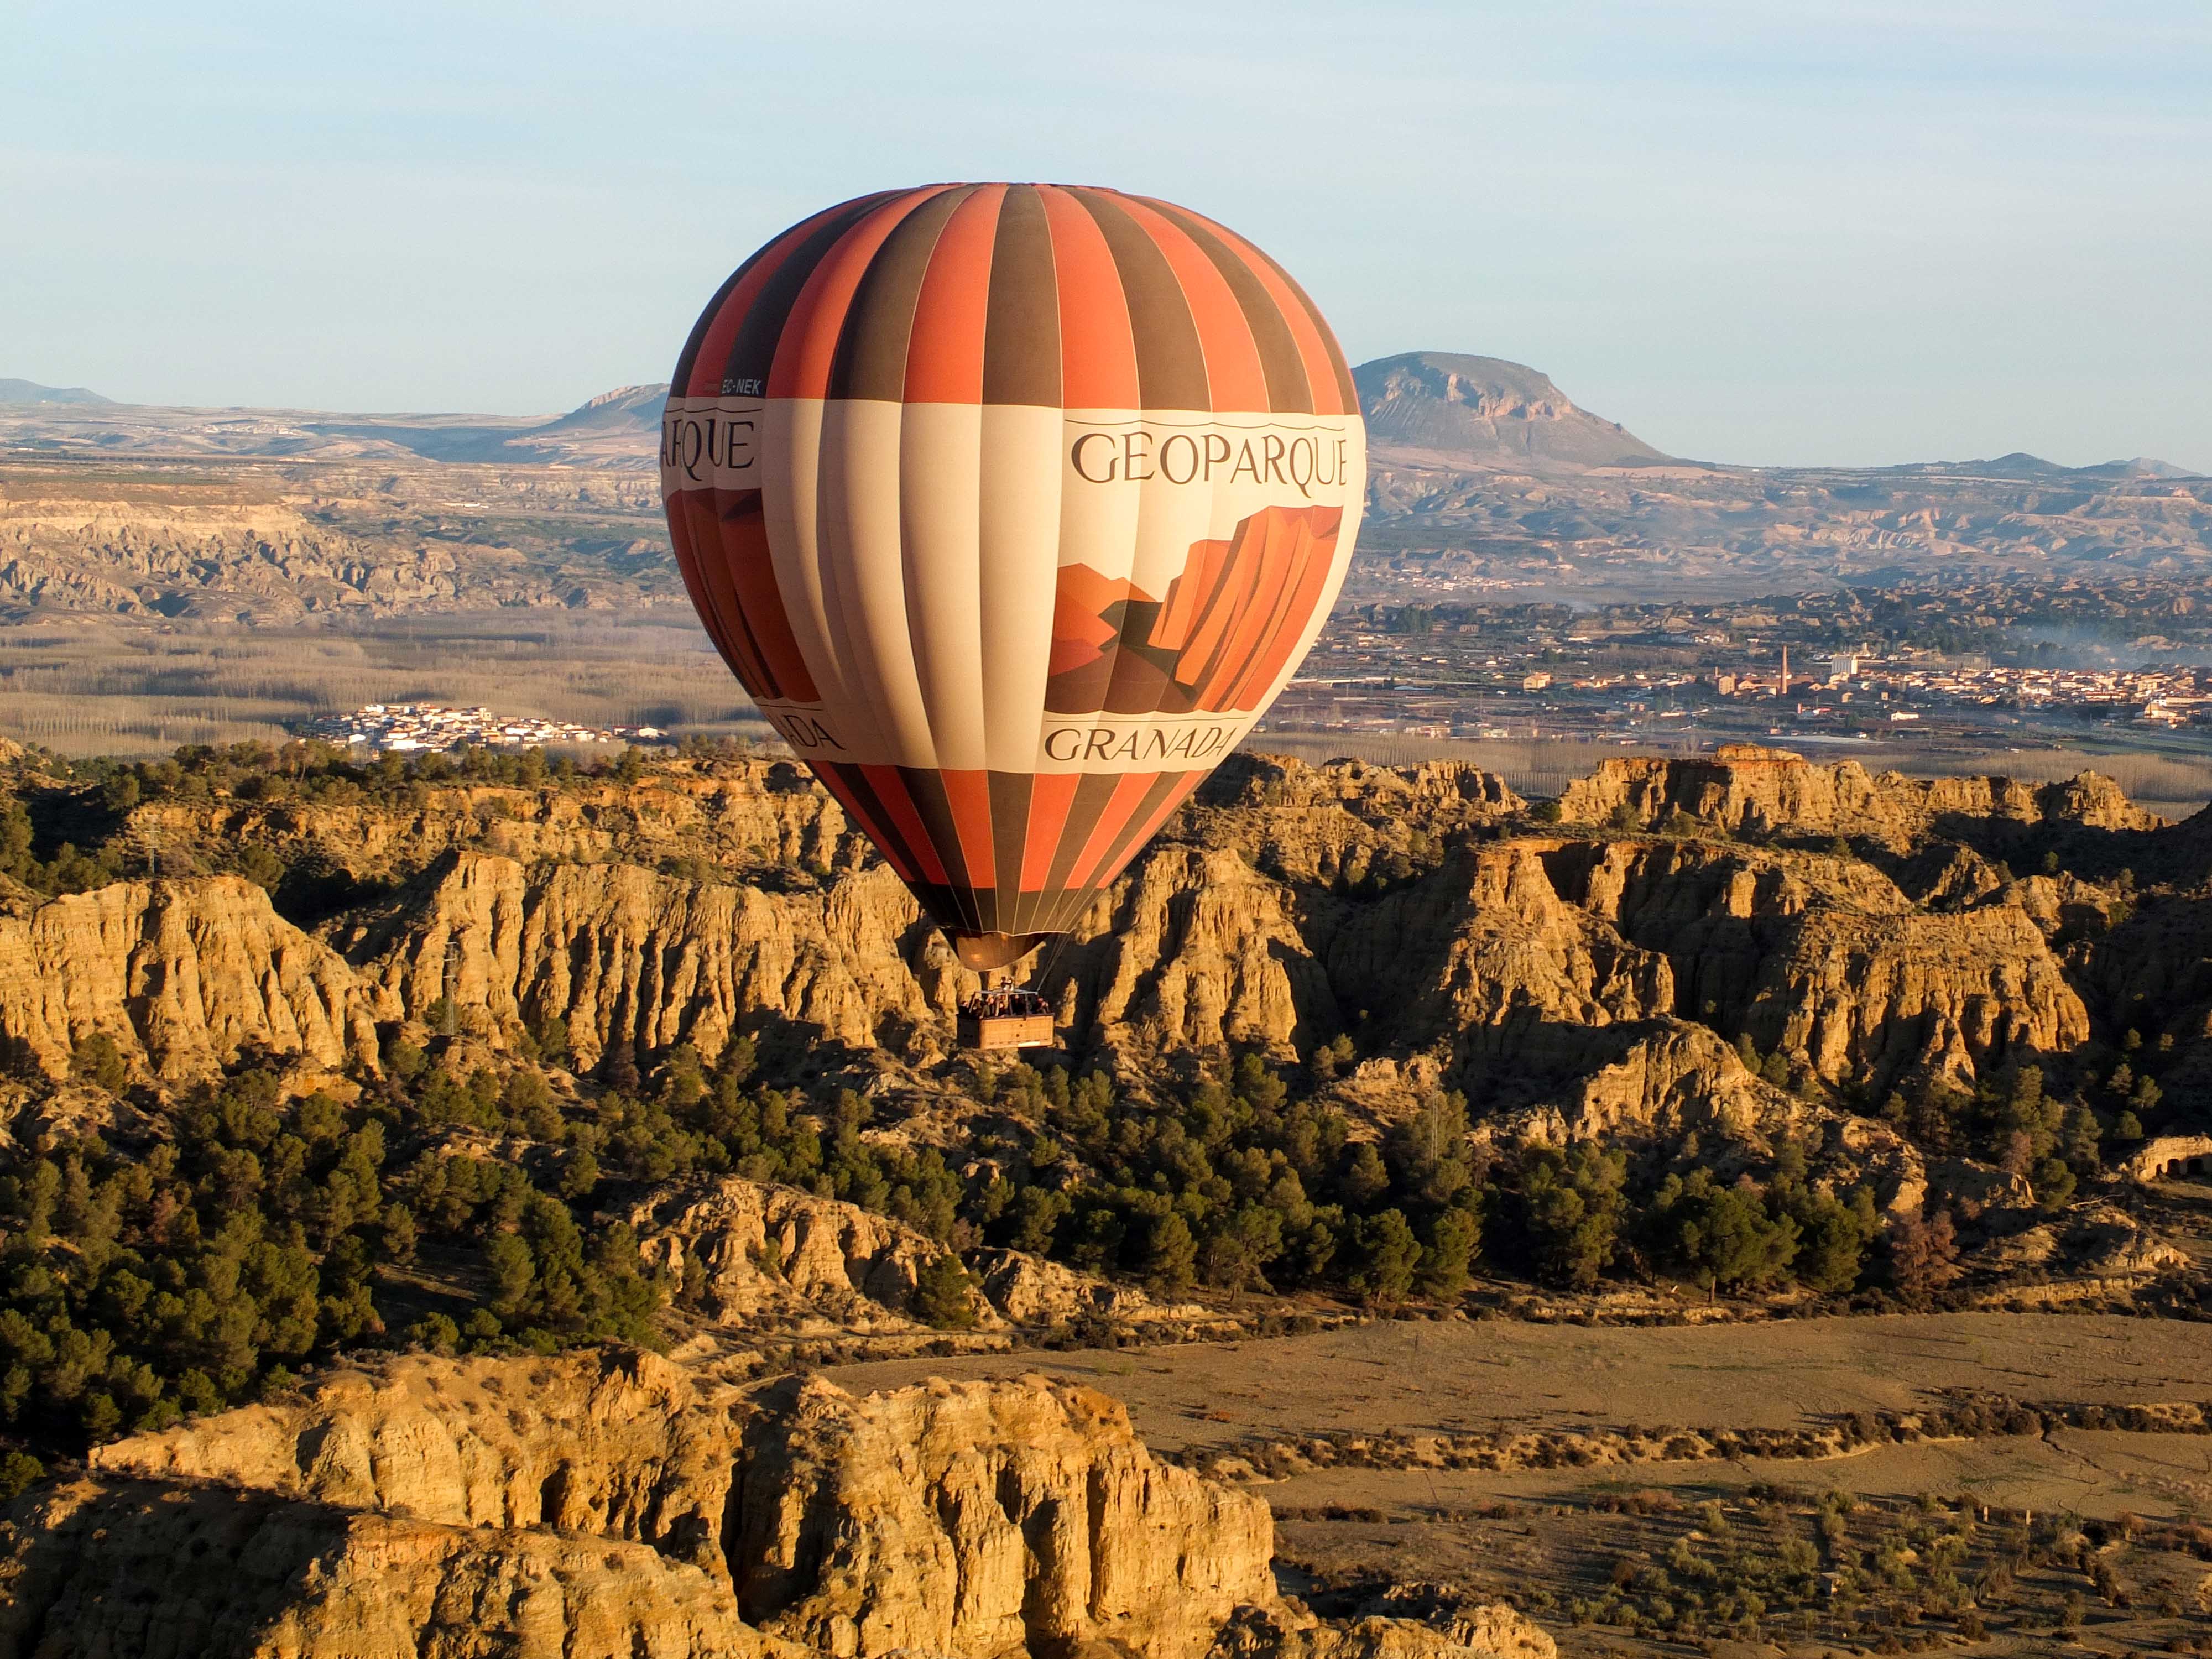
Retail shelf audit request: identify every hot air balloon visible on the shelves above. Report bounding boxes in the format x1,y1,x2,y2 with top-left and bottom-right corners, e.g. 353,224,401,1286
660,182,1365,993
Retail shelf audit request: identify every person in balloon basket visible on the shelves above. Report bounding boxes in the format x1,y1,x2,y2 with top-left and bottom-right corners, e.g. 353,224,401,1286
961,986,1050,1022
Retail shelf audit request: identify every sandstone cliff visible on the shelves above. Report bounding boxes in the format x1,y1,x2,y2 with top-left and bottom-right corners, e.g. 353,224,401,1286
630,1176,1001,1333
0,750,2151,1140
1185,754,1522,885
2,1478,783,1659
0,458,675,619
1539,834,2086,1089
1557,747,2163,843
91,1348,737,1558
0,874,379,1081
134,758,862,886
1056,844,1343,1062
971,1246,1227,1332
353,852,958,1066
3,1349,1550,1659
732,1374,1274,1659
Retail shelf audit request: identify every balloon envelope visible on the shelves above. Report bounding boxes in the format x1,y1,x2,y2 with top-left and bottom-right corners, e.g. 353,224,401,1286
661,183,1365,970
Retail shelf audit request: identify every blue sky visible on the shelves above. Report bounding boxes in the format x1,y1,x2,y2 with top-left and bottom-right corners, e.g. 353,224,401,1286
7,1,2208,468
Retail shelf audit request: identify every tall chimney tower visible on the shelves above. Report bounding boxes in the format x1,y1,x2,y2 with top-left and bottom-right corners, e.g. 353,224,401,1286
1779,646,1789,698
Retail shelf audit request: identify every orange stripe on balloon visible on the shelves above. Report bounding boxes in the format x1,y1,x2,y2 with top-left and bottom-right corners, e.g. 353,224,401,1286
679,491,774,696
683,201,851,397
903,184,1005,405
813,764,916,883
938,768,997,890
1110,771,1206,880
1083,770,1198,909
1021,770,1081,890
664,496,740,674
1039,186,1139,410
1064,771,1157,893
717,489,819,703
859,764,950,886
768,190,951,401
1159,204,1345,417
1113,196,1270,414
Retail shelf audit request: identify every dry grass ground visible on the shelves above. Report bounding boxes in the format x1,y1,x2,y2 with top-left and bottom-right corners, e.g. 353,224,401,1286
832,1313,2212,1655
832,1313,2212,1465
0,610,775,754
13,612,2208,826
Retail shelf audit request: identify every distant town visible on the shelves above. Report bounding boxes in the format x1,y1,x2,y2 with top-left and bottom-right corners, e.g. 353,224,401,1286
1259,578,2212,764
302,703,669,754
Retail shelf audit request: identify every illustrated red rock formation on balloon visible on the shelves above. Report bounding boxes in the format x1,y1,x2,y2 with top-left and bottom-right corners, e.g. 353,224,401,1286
1046,503,1344,716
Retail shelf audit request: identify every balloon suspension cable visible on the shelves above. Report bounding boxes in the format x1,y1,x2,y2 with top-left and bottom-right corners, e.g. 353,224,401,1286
1032,925,1079,1006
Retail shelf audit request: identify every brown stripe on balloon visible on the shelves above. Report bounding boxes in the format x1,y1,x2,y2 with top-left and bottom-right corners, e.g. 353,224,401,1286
902,882,967,941
719,194,894,396
899,767,984,933
695,513,778,695
981,185,1062,408
681,194,889,398
1095,770,1201,895
1042,871,1114,939
1041,769,1197,935
669,260,751,398
1031,883,1077,940
1068,189,1209,411
967,884,1003,936
663,497,742,679
1063,770,1159,893
826,186,970,403
815,761,918,884
986,770,1032,938
1248,253,1356,415
1135,196,1313,415
1040,771,1125,910
1164,205,1351,417
717,489,820,702
674,490,767,694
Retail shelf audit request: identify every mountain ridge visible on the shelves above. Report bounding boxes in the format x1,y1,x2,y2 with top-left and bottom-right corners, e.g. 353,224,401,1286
0,378,113,407
1352,350,1673,473
3,367,2196,479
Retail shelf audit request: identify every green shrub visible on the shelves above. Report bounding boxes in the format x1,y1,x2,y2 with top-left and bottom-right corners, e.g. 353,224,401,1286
911,1253,978,1329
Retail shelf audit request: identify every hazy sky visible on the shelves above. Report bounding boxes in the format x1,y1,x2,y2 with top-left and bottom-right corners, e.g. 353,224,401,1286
8,1,2208,469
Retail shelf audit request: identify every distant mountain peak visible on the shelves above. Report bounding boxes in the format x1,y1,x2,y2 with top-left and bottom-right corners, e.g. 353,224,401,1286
577,383,667,411
1916,451,2203,482
0,378,114,407
1352,351,1668,472
530,383,670,439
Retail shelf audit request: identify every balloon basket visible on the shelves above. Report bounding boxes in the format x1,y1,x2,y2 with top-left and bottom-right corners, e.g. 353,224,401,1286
957,986,1056,1051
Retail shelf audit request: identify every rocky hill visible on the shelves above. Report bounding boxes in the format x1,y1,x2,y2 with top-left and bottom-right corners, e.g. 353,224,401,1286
0,746,2156,1112
6,360,2208,626
0,384,665,468
3,735,2209,1659
0,379,111,407
8,1348,1545,1659
3,745,2200,1180
1354,352,1671,472
0,457,671,620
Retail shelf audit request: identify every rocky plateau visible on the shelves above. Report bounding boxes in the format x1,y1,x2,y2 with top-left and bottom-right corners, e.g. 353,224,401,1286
1,1348,1549,1659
